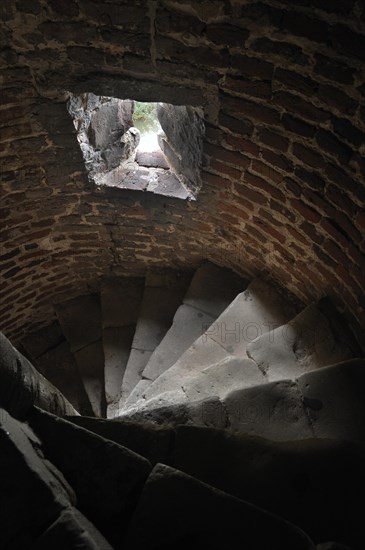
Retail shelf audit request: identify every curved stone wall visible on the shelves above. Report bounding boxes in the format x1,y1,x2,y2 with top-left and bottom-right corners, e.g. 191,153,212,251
1,0,364,348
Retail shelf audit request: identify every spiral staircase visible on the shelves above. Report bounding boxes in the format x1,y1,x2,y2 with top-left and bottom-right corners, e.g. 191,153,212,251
1,262,364,549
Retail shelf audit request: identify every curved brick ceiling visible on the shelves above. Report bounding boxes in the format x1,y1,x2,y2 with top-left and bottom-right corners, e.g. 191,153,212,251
1,0,364,349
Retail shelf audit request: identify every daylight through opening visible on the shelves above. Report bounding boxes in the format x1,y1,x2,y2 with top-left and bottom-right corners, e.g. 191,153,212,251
67,93,205,200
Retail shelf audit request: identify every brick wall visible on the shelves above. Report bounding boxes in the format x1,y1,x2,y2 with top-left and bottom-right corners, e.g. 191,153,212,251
1,0,364,349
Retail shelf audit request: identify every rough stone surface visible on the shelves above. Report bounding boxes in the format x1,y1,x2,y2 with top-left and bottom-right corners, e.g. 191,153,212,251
174,426,365,548
123,463,315,549
65,416,175,465
120,271,191,405
101,278,144,416
68,93,136,174
103,325,136,417
55,294,102,353
35,340,93,416
298,358,365,441
21,321,64,359
0,409,110,549
157,102,205,197
74,341,106,418
247,301,359,381
28,407,152,548
137,278,296,403
29,508,114,550
0,332,77,419
140,262,246,385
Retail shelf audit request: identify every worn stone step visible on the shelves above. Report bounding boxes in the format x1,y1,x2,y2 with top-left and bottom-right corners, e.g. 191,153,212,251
65,415,174,466
103,325,135,418
0,409,111,549
133,278,296,406
74,341,106,418
30,507,113,550
21,323,93,415
21,320,65,359
246,300,358,381
101,278,144,418
101,277,144,329
174,426,365,548
123,463,315,549
139,262,245,387
124,357,265,415
0,331,78,419
55,294,103,353
35,341,93,416
120,271,191,407
121,359,365,443
28,407,152,549
297,358,365,440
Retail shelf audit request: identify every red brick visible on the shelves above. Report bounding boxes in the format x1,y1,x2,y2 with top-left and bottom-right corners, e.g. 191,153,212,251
157,9,205,36
274,91,330,123
314,53,354,85
245,170,285,201
222,76,272,100
281,114,316,138
251,160,283,186
325,184,357,216
207,24,249,48
323,239,349,265
261,149,293,173
219,113,253,137
257,129,289,153
281,11,329,44
294,168,325,192
318,85,357,115
251,37,308,65
320,218,351,249
233,183,267,206
205,142,250,169
209,159,243,180
252,217,286,244
225,134,260,156
221,94,281,125
313,245,338,269
290,199,321,223
292,143,325,170
316,129,352,163
270,199,296,223
274,68,317,96
300,222,324,245
230,54,274,80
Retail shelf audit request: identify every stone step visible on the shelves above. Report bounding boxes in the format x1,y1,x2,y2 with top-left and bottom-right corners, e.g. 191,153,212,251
0,331,78,419
21,322,93,415
120,270,191,407
123,463,315,549
126,262,245,408
100,278,144,417
121,359,365,443
74,341,106,418
124,357,265,416
55,294,103,353
131,278,296,407
173,426,365,548
0,409,112,549
29,407,152,549
35,341,93,416
64,415,174,466
246,300,358,382
55,294,106,417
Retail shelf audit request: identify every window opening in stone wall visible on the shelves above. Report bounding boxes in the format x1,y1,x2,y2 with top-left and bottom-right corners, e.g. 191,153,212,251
67,93,205,200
